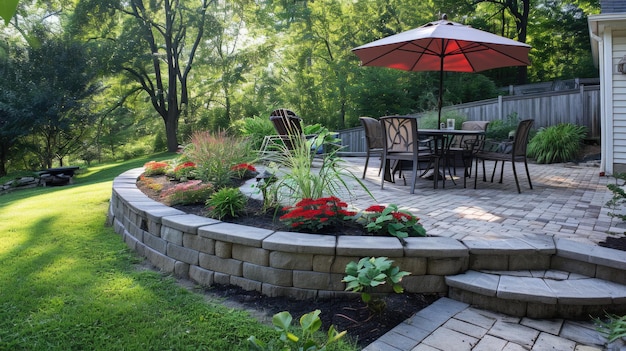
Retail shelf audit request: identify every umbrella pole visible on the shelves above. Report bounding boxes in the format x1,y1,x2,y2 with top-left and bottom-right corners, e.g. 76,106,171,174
437,56,444,129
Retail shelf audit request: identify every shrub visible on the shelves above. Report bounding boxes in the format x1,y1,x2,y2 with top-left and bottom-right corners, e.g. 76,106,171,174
418,110,467,130
171,161,197,180
279,197,357,233
352,204,426,239
230,116,275,150
160,180,214,206
182,131,256,189
206,187,248,220
485,113,520,141
143,161,170,176
527,123,587,164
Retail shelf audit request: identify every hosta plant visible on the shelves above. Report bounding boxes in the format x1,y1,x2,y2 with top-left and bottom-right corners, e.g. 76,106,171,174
343,257,410,311
247,310,346,351
353,204,426,239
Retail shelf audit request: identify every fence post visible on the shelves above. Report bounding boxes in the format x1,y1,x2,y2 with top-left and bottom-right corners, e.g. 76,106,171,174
498,95,503,120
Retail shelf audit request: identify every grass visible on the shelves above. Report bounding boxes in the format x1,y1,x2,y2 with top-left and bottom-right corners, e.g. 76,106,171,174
0,154,356,351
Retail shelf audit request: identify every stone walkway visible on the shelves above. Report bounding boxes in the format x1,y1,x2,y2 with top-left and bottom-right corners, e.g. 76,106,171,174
331,157,626,350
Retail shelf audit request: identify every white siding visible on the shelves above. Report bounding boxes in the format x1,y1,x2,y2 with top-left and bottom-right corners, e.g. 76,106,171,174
612,30,626,166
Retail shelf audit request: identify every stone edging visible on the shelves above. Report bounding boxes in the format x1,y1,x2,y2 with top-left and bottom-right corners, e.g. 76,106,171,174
107,168,626,309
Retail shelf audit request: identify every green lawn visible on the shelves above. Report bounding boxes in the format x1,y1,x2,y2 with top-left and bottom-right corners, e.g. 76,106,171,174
0,155,356,351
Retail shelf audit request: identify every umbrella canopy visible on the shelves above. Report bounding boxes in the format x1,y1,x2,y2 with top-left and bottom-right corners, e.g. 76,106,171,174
352,15,531,127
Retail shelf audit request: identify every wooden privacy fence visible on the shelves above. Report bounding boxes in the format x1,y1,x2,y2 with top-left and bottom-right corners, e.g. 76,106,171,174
337,85,601,155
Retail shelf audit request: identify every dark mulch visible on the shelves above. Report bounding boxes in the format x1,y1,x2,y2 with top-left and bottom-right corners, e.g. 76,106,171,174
136,175,439,347
599,236,626,252
201,284,440,347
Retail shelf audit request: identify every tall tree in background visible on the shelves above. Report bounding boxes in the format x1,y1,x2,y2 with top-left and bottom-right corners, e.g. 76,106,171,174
0,43,30,176
73,0,214,152
470,0,530,84
24,36,100,168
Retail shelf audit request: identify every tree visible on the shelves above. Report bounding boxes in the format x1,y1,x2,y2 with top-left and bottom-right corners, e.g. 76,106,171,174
72,0,214,152
23,36,101,168
0,43,30,176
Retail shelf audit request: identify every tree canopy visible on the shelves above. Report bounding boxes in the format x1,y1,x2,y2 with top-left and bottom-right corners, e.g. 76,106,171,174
0,0,601,174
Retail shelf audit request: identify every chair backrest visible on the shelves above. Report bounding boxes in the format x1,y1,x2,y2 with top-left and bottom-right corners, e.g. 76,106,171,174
512,119,534,156
461,121,490,132
270,109,297,117
359,117,384,150
269,110,304,150
380,116,419,154
460,120,490,151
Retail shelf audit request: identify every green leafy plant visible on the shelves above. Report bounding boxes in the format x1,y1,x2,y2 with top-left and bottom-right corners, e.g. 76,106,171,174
417,110,467,129
527,123,587,164
206,187,248,220
247,310,347,351
265,130,372,205
171,161,197,180
485,113,520,141
606,173,626,222
182,130,256,189
595,313,626,343
231,116,276,150
342,257,410,310
143,160,170,176
279,196,357,233
160,180,214,206
352,204,426,239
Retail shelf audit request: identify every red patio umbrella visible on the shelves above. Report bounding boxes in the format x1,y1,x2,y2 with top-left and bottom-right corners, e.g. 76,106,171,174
352,14,531,128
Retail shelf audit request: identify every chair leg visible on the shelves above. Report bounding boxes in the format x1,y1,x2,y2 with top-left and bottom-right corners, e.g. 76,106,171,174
380,155,387,190
474,158,480,189
490,161,498,182
363,150,371,179
511,161,521,193
499,161,506,184
524,159,533,189
410,159,418,194
482,159,487,182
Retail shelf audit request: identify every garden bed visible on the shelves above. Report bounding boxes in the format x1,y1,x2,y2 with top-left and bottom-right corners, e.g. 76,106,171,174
135,174,439,348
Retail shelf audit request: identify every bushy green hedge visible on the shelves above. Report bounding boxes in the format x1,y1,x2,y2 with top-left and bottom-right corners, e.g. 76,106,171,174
527,123,587,164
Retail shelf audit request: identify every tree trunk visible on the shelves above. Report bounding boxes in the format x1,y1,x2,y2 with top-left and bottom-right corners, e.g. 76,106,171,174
165,111,179,152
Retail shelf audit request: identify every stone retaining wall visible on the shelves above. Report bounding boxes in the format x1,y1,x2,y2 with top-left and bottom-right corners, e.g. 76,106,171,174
107,168,471,299
108,168,626,307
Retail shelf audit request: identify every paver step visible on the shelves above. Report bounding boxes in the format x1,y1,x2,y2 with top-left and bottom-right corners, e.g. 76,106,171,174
446,270,626,319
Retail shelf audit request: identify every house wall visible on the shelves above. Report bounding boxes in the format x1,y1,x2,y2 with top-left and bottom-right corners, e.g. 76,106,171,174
612,30,626,172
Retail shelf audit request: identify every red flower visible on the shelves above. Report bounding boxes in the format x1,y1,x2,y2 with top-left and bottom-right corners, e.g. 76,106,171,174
230,163,257,172
365,205,386,213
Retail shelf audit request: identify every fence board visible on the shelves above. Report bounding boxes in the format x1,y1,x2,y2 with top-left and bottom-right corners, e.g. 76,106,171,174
337,86,601,154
